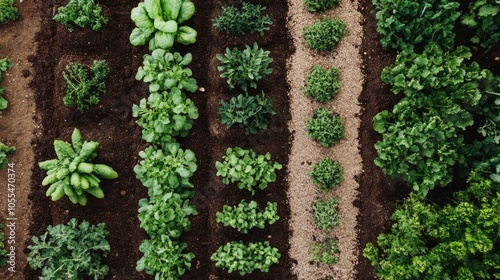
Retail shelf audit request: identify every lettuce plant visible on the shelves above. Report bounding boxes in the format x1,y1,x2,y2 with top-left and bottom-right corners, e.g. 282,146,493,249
313,197,340,232
213,2,272,35
136,49,198,93
0,58,13,111
53,0,108,31
306,107,345,148
130,0,197,51
310,238,339,264
0,142,15,169
309,158,343,192
39,128,118,206
303,65,340,103
305,0,340,13
462,0,500,50
0,0,19,25
216,200,279,233
302,16,348,52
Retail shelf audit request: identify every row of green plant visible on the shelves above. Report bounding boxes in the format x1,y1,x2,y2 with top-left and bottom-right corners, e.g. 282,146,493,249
216,200,279,233
0,0,19,25
213,2,272,35
0,58,13,112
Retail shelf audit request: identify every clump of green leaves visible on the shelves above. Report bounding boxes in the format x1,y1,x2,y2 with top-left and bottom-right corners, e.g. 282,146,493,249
63,60,110,112
303,65,340,103
211,241,281,275
27,218,110,280
136,50,198,93
0,58,14,111
310,238,339,264
0,142,15,169
313,197,340,232
216,200,279,233
462,0,500,51
302,16,348,52
373,0,460,52
132,89,199,147
217,42,273,92
39,128,118,206
305,0,340,13
0,0,19,25
218,92,275,135
474,75,500,143
310,158,343,191
213,2,272,35
0,223,6,267
306,108,344,148
215,147,282,195
53,0,108,31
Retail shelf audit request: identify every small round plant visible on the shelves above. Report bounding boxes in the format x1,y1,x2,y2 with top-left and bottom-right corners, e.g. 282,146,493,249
302,16,348,52
310,157,344,191
303,65,340,103
306,107,345,148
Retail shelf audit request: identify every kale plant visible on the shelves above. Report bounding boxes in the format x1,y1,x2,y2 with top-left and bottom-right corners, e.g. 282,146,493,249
310,157,344,192
53,0,109,31
213,2,272,35
0,0,19,25
216,200,279,233
313,197,340,232
306,107,345,148
302,16,348,52
303,65,340,103
304,0,341,13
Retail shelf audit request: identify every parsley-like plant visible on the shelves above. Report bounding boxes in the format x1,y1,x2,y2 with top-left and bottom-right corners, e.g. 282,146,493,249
0,0,19,25
462,0,500,50
310,238,339,264
213,2,272,35
306,107,345,148
310,158,343,192
313,197,340,232
304,0,340,13
303,65,340,103
216,200,279,233
302,16,348,52
53,0,109,31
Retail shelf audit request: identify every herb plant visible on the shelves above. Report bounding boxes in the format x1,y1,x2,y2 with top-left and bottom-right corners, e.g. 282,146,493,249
310,238,339,265
462,0,500,50
217,42,273,92
136,50,198,93
306,107,345,148
0,0,19,25
218,92,275,135
303,65,340,103
211,241,281,275
310,158,343,192
474,75,500,143
0,142,15,169
313,197,340,232
304,0,340,13
130,0,197,51
27,218,110,280
0,58,14,111
0,224,5,267
63,60,110,112
53,0,109,31
213,2,272,35
302,16,348,52
215,147,282,195
39,128,118,206
132,89,199,147
216,200,279,233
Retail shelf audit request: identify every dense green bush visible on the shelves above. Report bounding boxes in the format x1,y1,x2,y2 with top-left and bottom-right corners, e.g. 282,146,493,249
310,158,344,191
302,16,348,52
305,0,341,13
462,0,500,50
213,2,272,35
53,0,108,31
313,197,340,232
0,58,13,111
303,65,340,103
0,0,19,25
306,107,345,148
216,200,279,233
310,238,339,264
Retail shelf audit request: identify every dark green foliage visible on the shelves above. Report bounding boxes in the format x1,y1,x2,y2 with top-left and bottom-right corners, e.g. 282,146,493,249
303,65,340,103
0,58,14,111
306,107,345,148
310,158,343,191
310,238,339,264
63,60,110,112
213,2,272,35
302,16,348,52
473,74,500,144
27,218,110,280
53,0,109,31
313,197,340,232
216,200,279,233
462,0,500,50
0,224,5,267
218,92,275,135
305,0,341,13
0,142,15,169
0,0,19,25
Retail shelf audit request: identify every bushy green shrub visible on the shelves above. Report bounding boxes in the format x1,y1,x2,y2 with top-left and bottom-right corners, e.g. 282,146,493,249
0,0,19,25
306,108,344,148
304,0,340,13
462,0,500,51
0,58,14,111
310,158,343,191
53,0,108,31
303,65,340,103
302,16,348,52
313,197,340,232
310,238,339,264
216,200,279,233
213,2,272,35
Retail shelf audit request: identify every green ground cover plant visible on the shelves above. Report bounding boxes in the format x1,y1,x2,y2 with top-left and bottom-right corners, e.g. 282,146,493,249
213,2,272,35
310,157,343,191
0,0,19,25
53,0,109,31
313,197,340,232
306,107,344,148
462,0,500,50
310,238,339,264
216,200,279,233
304,0,341,13
0,142,15,169
303,65,340,103
0,58,14,111
302,16,348,52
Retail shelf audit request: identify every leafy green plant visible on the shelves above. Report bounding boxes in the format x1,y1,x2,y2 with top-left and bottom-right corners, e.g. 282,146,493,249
462,0,500,50
135,49,198,93
132,89,199,147
62,60,110,112
302,16,348,52
218,92,275,135
313,197,340,232
134,143,197,197
0,224,5,267
215,147,282,195
310,238,339,265
310,158,343,192
211,241,281,275
213,2,272,35
217,42,273,92
372,0,460,52
0,0,19,25
306,107,344,148
216,200,279,233
0,142,15,169
39,128,118,206
304,0,340,13
27,218,110,280
474,73,500,144
130,0,197,51
53,0,108,31
303,65,340,103
0,58,14,111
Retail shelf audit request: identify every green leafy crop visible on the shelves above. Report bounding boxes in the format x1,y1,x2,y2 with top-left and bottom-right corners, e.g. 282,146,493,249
0,224,5,267
218,92,275,135
462,0,500,50
313,197,340,232
475,75,500,144
211,241,281,275
310,158,343,192
130,0,197,51
53,0,109,31
303,65,340,103
215,147,282,195
27,218,110,280
304,0,340,13
62,60,110,112
213,2,272,35
136,50,198,93
216,200,279,233
217,42,273,92
302,16,348,52
132,89,199,147
0,58,14,111
39,128,118,206
0,0,19,25
0,142,15,169
306,107,345,148
310,238,339,265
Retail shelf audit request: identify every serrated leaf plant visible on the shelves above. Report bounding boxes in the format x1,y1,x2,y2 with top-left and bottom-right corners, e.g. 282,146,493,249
302,16,348,52
313,197,340,232
216,200,279,233
304,0,341,13
306,107,345,148
211,241,281,275
0,58,14,111
461,0,500,51
310,157,344,192
218,92,275,135
27,218,110,280
39,128,118,206
310,237,339,265
0,142,15,169
303,65,340,103
0,0,19,25
216,42,273,92
215,147,282,195
212,2,272,35
53,0,109,31
135,49,198,93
